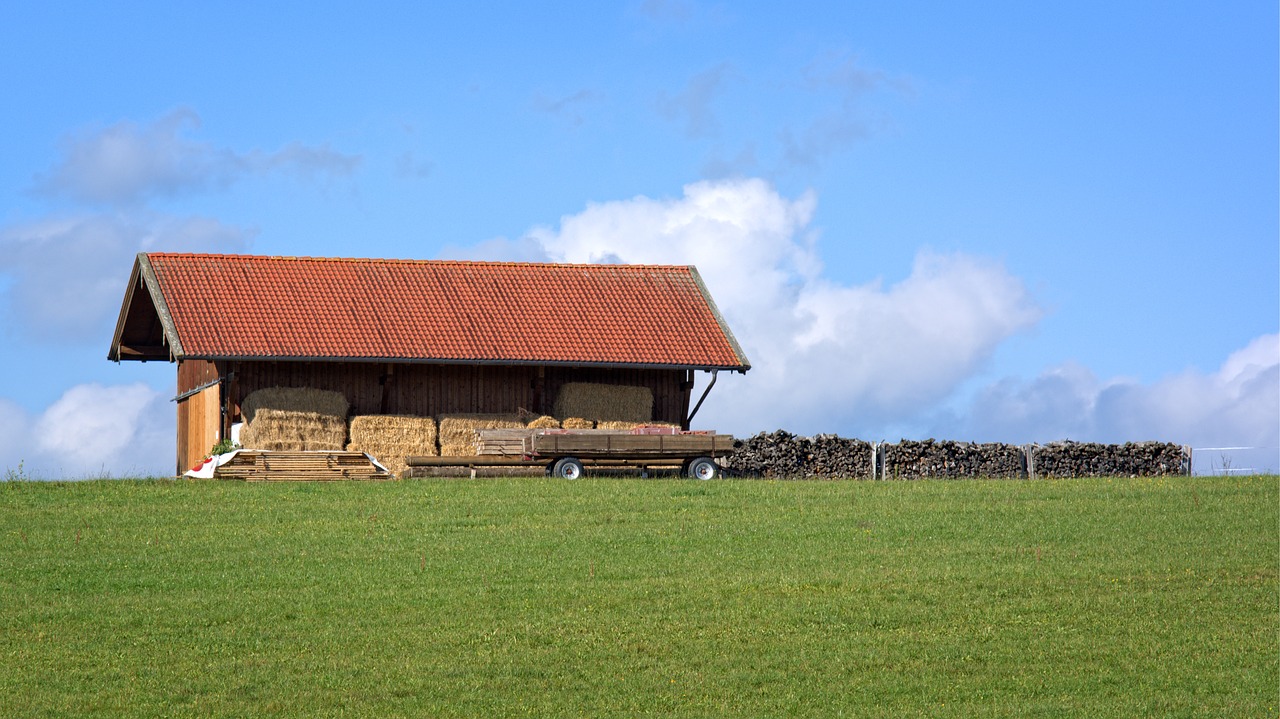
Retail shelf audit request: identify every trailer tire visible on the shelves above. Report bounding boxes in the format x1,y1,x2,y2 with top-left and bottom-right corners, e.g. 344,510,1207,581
552,457,584,480
687,457,718,480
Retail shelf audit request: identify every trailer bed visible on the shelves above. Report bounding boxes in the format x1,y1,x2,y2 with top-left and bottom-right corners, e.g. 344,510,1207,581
406,427,736,479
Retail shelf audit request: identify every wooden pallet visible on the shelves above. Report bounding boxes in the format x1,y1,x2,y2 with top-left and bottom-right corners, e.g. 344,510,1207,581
213,451,395,482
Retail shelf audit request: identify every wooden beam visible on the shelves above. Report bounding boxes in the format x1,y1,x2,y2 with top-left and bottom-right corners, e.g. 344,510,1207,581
116,344,170,359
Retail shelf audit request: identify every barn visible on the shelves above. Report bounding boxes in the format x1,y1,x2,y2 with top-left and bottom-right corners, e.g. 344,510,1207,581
108,253,751,474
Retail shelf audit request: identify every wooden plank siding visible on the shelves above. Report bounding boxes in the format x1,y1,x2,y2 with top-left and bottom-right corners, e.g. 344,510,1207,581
175,359,223,474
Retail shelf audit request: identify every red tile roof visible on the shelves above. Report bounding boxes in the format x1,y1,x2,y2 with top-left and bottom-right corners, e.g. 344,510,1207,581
115,253,749,370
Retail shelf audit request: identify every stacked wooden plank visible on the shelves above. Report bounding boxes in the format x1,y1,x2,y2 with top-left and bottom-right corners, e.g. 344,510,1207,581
213,451,394,482
476,429,534,456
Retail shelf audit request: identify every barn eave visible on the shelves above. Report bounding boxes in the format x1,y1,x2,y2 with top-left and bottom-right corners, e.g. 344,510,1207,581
108,253,184,362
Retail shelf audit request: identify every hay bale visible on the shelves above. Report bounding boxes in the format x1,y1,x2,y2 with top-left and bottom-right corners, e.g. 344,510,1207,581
596,421,682,431
437,413,526,456
241,387,348,424
346,415,438,476
239,409,347,451
525,415,560,429
553,383,653,424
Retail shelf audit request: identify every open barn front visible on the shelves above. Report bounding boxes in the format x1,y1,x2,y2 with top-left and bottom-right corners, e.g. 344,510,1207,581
175,360,697,476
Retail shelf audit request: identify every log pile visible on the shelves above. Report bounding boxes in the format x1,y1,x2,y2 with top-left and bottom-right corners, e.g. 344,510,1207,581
723,431,872,478
885,440,1025,479
722,431,1189,479
1031,441,1187,478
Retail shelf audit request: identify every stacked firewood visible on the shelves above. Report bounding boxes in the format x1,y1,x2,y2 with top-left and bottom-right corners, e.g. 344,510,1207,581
1031,441,1187,477
723,431,872,478
884,440,1025,479
724,432,1189,479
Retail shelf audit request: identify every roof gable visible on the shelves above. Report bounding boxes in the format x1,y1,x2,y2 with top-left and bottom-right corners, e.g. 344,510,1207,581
109,253,750,371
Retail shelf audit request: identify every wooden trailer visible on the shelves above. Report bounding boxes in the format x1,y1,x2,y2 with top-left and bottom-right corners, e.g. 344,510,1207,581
407,427,736,479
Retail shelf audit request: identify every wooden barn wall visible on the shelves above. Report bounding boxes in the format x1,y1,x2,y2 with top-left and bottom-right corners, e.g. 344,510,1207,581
175,359,222,475
228,361,690,424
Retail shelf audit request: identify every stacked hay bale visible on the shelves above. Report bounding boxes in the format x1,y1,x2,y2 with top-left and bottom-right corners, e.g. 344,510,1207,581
346,415,438,476
596,420,682,431
553,383,653,424
238,387,348,451
437,413,527,456
525,415,560,429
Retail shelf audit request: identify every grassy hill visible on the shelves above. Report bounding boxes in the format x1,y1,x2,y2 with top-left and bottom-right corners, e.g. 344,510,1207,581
2,475,1275,717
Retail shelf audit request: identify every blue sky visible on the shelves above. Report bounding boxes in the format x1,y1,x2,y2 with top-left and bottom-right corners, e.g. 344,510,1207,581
0,1,1275,476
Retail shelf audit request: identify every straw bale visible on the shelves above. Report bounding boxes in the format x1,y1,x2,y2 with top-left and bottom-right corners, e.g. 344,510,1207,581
437,413,526,456
349,415,438,447
346,415,439,476
525,415,560,429
241,387,348,424
239,409,347,451
561,417,595,429
596,421,682,431
553,383,653,424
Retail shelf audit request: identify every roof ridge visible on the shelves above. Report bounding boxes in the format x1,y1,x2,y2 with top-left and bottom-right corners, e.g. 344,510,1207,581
143,252,694,271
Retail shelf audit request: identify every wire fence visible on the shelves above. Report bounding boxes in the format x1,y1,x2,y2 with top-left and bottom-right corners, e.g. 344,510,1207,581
1190,446,1278,476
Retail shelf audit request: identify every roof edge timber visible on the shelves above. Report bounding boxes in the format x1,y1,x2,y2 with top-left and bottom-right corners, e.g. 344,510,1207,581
139,253,184,358
686,265,751,371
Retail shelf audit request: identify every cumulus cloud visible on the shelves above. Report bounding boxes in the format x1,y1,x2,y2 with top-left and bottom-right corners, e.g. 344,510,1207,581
1,383,174,479
33,108,361,205
958,334,1280,452
0,213,252,341
466,178,1042,435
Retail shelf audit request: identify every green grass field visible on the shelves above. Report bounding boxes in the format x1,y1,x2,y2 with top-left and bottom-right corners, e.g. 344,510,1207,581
1,475,1275,717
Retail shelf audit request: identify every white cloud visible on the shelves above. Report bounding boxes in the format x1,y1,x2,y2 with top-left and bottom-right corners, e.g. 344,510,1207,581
472,178,1042,435
959,333,1280,451
1,383,174,479
0,214,252,341
34,108,361,205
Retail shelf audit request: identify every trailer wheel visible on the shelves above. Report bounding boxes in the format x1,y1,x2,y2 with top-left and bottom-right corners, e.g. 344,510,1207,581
552,457,583,480
687,457,718,480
